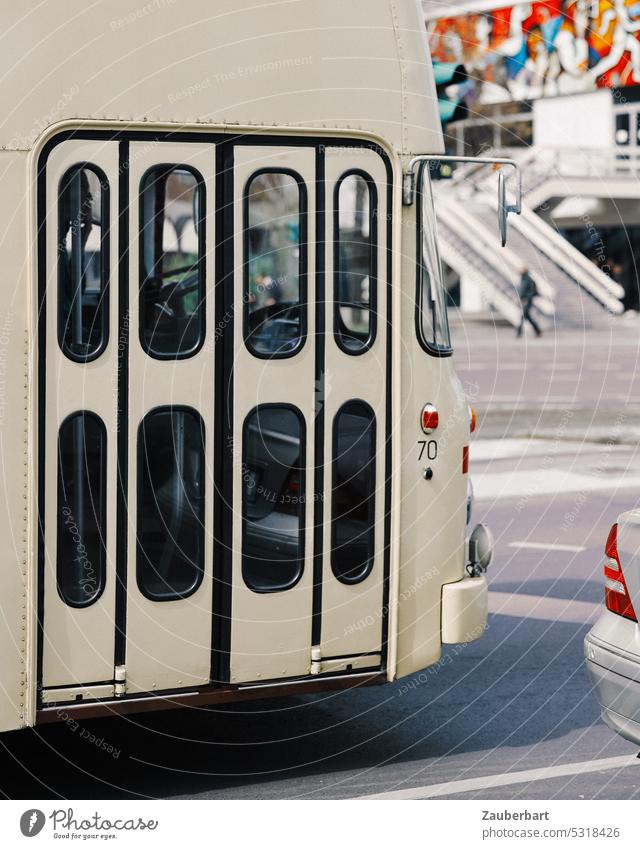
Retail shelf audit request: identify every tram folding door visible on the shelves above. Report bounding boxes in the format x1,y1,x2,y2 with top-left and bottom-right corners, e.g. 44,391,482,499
124,142,215,694
41,140,120,697
40,135,389,702
228,146,317,683
40,139,216,698
318,148,388,670
227,144,388,684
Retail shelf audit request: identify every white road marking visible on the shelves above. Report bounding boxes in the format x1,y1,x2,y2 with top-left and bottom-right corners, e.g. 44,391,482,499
358,755,638,800
471,439,623,463
508,541,586,553
473,468,640,501
488,591,601,624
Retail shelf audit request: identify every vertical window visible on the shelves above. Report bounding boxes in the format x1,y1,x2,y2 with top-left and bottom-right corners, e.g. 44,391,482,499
58,165,109,360
137,408,205,600
57,412,106,606
244,171,306,357
334,171,377,353
242,405,305,592
416,164,452,354
331,401,376,584
140,167,204,358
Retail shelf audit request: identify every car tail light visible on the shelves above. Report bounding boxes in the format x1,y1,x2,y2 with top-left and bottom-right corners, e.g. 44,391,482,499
462,445,469,475
604,523,637,621
469,405,477,434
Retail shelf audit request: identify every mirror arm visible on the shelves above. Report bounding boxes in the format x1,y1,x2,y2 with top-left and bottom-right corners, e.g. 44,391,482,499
402,154,522,212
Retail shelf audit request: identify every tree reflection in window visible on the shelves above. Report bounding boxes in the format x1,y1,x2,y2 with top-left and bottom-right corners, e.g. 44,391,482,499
140,167,204,358
245,171,305,357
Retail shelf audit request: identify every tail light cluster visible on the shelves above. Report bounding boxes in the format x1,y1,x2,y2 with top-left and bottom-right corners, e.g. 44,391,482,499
604,523,637,621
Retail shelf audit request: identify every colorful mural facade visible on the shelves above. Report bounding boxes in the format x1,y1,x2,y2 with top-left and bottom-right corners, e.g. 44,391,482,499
429,1,640,103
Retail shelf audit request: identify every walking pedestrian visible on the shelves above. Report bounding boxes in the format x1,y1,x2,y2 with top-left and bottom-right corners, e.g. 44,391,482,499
516,267,542,337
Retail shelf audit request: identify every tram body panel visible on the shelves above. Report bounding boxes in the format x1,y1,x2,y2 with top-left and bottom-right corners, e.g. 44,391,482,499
0,152,31,732
394,177,477,679
0,0,442,159
0,0,492,733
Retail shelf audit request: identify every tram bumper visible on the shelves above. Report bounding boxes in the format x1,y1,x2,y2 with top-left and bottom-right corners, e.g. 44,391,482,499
441,523,492,645
441,574,488,644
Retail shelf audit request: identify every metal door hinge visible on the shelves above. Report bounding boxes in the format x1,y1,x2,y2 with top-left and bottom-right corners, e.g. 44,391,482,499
310,646,322,676
114,665,126,697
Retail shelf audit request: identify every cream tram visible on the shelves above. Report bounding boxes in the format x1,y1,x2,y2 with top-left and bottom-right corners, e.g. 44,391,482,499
0,0,516,732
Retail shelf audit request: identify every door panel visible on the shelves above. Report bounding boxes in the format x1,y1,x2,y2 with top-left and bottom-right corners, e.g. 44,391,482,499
124,142,215,694
319,148,388,662
229,146,316,683
42,140,120,689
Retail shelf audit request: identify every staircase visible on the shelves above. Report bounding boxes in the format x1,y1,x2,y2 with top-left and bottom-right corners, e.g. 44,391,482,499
435,151,625,328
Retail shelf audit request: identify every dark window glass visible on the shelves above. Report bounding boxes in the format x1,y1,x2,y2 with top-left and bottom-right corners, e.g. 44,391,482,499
331,401,376,583
245,171,305,357
57,412,107,606
140,167,204,358
615,112,630,145
58,166,109,360
137,408,205,600
242,406,305,592
335,172,376,353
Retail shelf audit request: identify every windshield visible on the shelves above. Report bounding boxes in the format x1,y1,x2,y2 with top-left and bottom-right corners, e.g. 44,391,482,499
417,165,451,353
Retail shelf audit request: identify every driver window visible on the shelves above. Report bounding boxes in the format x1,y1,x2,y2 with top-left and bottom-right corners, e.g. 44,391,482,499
140,166,204,358
244,170,306,357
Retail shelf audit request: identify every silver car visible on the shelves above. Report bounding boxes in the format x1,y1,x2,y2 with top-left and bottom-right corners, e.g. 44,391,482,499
585,510,640,744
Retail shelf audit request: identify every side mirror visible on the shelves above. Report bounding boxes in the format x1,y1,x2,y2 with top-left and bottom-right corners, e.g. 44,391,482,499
467,522,493,577
498,171,508,248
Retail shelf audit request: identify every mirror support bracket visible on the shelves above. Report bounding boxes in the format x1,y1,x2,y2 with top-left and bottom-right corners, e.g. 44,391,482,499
402,154,522,246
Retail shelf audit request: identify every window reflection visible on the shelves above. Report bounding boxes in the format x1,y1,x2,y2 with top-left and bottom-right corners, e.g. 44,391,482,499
245,172,304,356
140,167,204,357
418,166,451,351
58,166,108,359
335,172,376,353
331,401,375,583
137,408,205,600
242,406,305,592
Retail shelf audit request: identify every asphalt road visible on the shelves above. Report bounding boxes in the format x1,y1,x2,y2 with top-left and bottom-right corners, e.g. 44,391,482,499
3,316,640,800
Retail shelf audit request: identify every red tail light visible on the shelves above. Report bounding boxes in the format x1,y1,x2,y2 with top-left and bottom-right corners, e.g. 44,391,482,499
604,523,637,621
